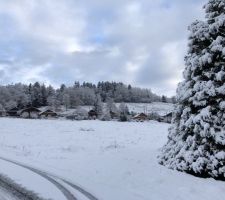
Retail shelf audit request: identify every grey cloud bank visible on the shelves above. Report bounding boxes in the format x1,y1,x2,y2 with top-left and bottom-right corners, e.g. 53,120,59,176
0,0,206,96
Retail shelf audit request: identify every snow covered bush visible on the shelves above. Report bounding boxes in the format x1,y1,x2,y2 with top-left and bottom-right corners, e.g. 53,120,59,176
100,111,111,121
21,112,29,118
30,112,39,119
159,0,225,179
93,94,103,119
76,107,88,120
119,103,130,122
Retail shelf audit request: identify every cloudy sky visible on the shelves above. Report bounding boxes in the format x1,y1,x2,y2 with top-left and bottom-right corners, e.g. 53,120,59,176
0,0,206,96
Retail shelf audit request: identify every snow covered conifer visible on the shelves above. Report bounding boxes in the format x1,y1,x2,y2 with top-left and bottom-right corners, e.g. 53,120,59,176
119,103,129,121
159,0,225,179
106,98,118,115
94,94,103,118
62,93,71,110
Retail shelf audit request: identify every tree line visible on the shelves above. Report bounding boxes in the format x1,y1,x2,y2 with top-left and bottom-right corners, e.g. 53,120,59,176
0,81,175,110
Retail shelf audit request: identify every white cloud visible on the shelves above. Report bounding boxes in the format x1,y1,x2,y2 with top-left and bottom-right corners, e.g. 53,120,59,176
0,0,207,96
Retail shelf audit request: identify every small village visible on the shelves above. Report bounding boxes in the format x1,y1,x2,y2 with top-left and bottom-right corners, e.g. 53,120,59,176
0,104,173,123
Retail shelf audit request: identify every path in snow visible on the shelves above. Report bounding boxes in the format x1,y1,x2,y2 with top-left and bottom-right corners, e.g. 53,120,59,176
0,187,19,200
0,156,99,200
0,175,42,200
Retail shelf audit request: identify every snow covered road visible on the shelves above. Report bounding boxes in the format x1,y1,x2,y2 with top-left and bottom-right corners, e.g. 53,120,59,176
0,157,99,200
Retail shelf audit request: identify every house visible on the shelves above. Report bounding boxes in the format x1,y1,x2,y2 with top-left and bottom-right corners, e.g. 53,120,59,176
0,109,6,117
88,110,97,119
110,111,118,119
133,113,148,122
7,107,20,117
39,109,58,118
20,107,41,119
160,112,173,123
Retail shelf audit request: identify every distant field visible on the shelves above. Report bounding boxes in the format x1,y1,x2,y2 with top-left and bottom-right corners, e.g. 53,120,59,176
116,102,174,116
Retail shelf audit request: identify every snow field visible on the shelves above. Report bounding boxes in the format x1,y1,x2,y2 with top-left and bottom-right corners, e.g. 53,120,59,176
0,118,224,200
117,102,174,115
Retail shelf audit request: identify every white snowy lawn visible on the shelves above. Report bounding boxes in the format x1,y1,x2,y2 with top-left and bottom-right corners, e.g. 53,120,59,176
0,118,224,200
116,102,174,116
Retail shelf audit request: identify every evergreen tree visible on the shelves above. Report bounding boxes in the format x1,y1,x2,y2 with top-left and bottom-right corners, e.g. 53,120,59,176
119,103,129,122
32,82,42,107
94,94,103,118
159,0,225,179
62,93,71,110
106,97,118,114
28,83,34,106
41,84,48,106
104,97,118,120
161,95,167,103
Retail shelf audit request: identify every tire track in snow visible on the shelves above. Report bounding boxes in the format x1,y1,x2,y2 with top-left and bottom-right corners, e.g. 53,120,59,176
0,173,45,200
0,157,99,200
0,157,77,200
58,179,98,200
29,169,77,200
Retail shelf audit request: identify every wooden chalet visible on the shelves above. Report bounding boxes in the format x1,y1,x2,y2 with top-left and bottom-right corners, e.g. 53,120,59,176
20,107,41,119
0,109,6,117
133,113,148,122
110,111,118,119
7,107,19,117
88,110,97,119
160,112,173,123
39,109,58,118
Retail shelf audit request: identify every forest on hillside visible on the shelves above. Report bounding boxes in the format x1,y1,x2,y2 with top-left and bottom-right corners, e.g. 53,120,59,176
0,81,175,110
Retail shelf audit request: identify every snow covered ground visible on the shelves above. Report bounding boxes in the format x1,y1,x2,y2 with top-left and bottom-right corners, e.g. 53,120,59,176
0,187,19,200
0,118,224,200
120,102,174,116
